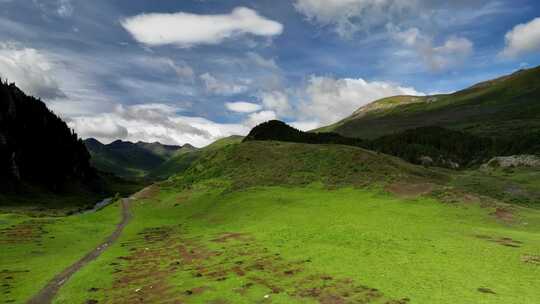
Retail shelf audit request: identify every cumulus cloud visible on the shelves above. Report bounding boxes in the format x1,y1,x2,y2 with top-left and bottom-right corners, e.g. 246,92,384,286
390,26,473,71
501,17,540,58
200,73,250,95
225,101,262,113
298,75,424,125
69,103,249,147
121,7,283,47
244,110,277,128
259,91,292,116
0,42,65,99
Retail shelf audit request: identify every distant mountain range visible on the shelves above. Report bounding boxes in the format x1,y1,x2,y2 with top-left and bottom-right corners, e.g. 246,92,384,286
318,66,540,140
84,138,197,180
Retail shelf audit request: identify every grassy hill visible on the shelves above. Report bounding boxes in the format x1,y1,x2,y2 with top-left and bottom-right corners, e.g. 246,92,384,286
149,135,243,180
320,66,540,140
84,138,192,180
36,140,540,304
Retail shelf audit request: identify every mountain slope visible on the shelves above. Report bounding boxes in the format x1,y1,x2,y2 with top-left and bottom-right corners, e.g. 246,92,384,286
84,138,189,179
170,140,445,190
320,66,540,139
0,81,98,194
149,135,243,180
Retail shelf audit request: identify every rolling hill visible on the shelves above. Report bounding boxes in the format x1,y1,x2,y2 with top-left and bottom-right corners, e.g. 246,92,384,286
30,138,539,304
319,66,540,140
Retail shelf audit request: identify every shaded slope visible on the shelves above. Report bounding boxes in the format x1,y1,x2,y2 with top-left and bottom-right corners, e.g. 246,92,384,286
84,139,187,180
0,81,99,196
322,66,540,139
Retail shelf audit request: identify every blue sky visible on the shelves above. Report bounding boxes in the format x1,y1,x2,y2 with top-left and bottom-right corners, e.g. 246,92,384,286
0,0,539,146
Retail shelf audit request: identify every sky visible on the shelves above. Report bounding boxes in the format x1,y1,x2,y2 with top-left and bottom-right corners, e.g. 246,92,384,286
0,0,539,147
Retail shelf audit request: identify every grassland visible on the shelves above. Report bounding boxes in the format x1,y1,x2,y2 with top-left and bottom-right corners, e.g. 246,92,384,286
0,202,121,303
321,66,540,139
53,184,540,304
3,141,540,304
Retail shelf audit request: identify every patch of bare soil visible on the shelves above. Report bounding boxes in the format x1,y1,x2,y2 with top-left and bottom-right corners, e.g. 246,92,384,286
521,255,540,265
0,219,54,245
131,185,160,200
100,227,408,303
386,183,434,198
475,235,523,248
491,208,514,222
477,287,496,294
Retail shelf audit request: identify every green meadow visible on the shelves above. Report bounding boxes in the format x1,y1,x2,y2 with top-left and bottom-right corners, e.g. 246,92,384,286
2,141,539,304
53,184,540,304
0,203,121,303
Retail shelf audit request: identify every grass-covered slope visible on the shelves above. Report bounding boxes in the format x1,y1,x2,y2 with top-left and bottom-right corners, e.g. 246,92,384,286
149,135,243,180
321,66,540,140
51,142,540,304
171,140,444,190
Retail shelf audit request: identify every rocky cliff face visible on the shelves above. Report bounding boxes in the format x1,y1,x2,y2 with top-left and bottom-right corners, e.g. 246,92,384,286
0,81,97,192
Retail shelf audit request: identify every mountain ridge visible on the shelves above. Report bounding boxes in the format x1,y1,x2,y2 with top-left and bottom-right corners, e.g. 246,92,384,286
319,65,540,139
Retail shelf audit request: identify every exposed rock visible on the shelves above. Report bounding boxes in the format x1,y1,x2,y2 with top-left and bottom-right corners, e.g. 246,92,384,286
482,155,540,169
419,156,434,167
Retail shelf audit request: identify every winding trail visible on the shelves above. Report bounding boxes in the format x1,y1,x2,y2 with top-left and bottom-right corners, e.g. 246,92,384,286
27,198,132,304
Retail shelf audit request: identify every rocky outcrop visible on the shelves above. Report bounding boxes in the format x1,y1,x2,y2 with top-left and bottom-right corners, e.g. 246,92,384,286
482,155,540,169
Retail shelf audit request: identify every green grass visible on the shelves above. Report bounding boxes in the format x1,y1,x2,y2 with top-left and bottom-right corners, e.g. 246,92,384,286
0,202,121,303
451,168,540,209
149,135,245,180
4,141,540,303
322,66,540,139
54,184,540,304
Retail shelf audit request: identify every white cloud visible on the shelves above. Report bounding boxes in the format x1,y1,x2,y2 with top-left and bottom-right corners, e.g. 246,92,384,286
121,7,283,47
501,17,540,58
69,103,249,147
259,91,292,116
390,26,473,71
290,121,320,131
200,73,250,95
225,101,262,113
0,42,65,99
244,110,277,128
298,75,424,125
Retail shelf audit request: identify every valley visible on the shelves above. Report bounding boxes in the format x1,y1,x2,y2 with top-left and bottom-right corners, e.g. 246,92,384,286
1,5,540,302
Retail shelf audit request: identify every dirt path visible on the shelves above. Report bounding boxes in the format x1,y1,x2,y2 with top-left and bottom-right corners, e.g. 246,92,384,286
27,198,132,304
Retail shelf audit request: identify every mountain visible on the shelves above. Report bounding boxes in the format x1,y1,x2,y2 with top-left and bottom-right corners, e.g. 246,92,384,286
84,138,192,179
0,81,105,208
319,66,540,140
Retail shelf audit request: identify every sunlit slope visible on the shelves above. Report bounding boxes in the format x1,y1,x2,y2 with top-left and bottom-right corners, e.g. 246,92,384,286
320,66,540,139
54,141,540,304
149,135,244,180
169,140,445,189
